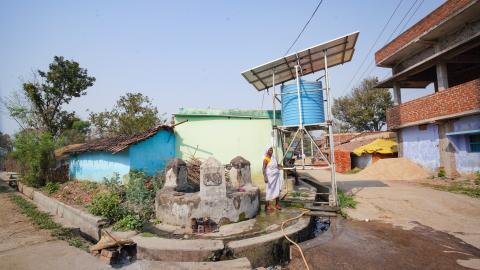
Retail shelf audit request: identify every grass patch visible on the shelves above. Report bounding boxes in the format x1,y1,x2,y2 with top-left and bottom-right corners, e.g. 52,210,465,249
140,232,155,237
42,182,60,195
430,181,480,198
338,190,357,218
8,193,91,251
345,167,362,174
288,191,309,198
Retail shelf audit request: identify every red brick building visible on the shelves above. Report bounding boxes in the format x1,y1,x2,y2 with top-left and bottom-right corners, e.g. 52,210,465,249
375,0,480,176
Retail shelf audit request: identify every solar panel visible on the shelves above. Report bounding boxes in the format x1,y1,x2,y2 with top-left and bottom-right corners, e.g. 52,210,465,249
241,32,359,91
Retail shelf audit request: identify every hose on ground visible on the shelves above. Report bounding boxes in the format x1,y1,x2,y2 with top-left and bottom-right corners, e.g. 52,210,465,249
281,208,311,270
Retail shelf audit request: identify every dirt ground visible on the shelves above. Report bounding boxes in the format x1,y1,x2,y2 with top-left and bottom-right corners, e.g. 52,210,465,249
289,218,480,270
0,181,110,270
303,169,480,269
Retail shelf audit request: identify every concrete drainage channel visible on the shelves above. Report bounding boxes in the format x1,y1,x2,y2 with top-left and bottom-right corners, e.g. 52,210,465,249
15,181,335,269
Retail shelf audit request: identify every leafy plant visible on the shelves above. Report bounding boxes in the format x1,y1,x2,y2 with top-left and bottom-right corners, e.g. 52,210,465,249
87,192,124,222
338,190,357,209
113,214,143,231
43,182,60,194
11,130,56,187
438,168,446,178
103,173,123,194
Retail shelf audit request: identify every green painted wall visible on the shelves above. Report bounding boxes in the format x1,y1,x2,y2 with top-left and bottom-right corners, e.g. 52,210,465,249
174,110,282,188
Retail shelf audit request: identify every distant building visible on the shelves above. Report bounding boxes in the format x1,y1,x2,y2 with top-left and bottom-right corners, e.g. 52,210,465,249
316,132,397,173
65,125,175,182
374,0,480,176
174,108,281,186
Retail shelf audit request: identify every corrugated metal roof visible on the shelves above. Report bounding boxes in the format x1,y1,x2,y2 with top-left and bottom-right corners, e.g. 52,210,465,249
63,125,173,155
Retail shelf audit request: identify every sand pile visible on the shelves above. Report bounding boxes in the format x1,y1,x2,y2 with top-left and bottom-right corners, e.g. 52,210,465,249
356,158,431,181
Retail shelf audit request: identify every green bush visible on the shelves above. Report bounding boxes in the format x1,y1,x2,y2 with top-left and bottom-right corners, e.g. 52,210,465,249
42,182,60,195
438,168,446,178
11,131,56,187
103,173,123,194
87,192,124,222
113,214,143,231
338,190,357,209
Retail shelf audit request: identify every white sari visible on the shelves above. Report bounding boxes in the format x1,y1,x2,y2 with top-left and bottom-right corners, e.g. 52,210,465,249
265,154,283,201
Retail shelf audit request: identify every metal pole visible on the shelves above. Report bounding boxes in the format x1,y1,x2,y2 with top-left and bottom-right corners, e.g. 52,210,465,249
295,65,305,168
324,49,337,207
272,71,278,160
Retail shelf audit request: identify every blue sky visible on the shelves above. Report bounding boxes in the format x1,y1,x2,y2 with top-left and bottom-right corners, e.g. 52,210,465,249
0,0,444,134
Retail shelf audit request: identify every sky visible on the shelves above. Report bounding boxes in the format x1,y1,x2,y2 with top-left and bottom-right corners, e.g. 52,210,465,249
0,0,445,135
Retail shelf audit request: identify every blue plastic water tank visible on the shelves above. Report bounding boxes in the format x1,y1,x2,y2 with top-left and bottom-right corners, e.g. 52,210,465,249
281,80,324,126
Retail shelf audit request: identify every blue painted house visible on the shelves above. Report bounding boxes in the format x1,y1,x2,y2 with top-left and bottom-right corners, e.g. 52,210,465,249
65,125,175,182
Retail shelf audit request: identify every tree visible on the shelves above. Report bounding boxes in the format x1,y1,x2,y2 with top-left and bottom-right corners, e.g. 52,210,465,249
89,92,164,137
57,117,91,147
333,77,393,131
0,132,13,156
13,56,95,136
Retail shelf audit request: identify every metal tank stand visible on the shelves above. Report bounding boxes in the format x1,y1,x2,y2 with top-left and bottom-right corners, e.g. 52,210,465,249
271,50,337,207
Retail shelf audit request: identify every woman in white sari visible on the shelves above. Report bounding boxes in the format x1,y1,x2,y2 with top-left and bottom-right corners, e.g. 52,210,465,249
263,146,283,211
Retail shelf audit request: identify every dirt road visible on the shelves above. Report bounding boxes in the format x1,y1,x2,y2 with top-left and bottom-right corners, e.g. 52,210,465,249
302,169,480,269
0,182,109,270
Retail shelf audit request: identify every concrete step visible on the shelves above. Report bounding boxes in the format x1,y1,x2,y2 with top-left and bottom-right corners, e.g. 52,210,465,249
127,257,252,270
132,235,224,262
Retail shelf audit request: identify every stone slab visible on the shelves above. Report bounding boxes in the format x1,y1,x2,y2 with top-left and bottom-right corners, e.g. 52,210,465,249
132,235,224,262
127,257,252,270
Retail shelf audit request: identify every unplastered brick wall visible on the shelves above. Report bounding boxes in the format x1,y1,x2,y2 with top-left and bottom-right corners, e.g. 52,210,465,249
375,0,474,65
387,79,480,129
334,150,351,173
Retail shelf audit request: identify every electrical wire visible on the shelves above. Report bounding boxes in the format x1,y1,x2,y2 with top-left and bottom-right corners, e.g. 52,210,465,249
284,0,324,56
344,0,422,93
342,0,404,95
399,0,425,34
281,209,311,270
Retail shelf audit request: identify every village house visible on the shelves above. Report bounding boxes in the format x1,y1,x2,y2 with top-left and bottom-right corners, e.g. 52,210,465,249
374,0,480,176
65,125,175,181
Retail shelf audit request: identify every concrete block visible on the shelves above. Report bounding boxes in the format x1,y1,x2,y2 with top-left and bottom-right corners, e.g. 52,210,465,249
132,235,224,262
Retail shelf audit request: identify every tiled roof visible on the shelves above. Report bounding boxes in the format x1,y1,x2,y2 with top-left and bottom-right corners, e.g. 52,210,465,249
63,125,173,155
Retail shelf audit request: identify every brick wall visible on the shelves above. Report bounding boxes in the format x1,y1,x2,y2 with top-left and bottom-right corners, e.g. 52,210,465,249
387,79,480,129
375,0,474,65
334,150,351,173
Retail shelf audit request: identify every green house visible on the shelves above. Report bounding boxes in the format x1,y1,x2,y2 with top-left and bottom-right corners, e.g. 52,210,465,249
174,108,282,187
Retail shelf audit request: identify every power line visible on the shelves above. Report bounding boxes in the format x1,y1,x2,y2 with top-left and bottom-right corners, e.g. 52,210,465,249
345,0,421,93
383,0,420,46
399,0,425,34
284,0,324,56
342,0,404,95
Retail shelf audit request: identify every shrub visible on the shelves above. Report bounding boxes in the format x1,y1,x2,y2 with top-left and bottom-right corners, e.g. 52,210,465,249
87,192,124,222
438,168,446,178
112,214,143,231
103,173,123,194
338,190,357,209
124,171,159,222
11,131,56,187
43,182,60,195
